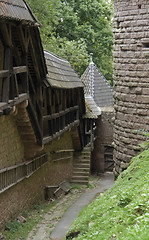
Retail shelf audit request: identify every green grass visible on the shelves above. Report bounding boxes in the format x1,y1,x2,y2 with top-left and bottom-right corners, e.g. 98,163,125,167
3,200,58,240
70,183,86,190
2,182,86,240
66,150,149,240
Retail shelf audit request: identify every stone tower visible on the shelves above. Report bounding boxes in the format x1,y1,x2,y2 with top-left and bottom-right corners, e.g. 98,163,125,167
113,0,149,177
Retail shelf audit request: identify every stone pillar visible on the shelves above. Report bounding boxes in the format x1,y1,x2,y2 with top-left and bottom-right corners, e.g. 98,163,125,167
113,0,149,177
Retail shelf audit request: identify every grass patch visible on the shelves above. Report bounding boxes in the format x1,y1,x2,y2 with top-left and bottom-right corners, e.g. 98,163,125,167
70,184,86,190
2,200,58,240
66,150,149,240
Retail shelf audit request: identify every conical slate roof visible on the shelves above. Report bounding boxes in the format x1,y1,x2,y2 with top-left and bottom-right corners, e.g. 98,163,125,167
81,61,114,108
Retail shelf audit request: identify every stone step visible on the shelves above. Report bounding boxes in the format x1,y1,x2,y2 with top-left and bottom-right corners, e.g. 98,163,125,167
73,167,90,172
76,150,90,155
71,179,88,186
72,175,89,181
72,171,89,176
71,147,91,186
75,159,90,164
73,163,90,168
77,155,90,160
81,151,91,154
81,151,91,155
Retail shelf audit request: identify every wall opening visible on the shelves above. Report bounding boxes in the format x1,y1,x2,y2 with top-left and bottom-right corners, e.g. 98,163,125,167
104,145,114,171
142,42,149,48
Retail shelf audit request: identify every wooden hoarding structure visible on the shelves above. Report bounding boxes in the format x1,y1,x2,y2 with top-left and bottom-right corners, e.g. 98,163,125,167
0,0,98,228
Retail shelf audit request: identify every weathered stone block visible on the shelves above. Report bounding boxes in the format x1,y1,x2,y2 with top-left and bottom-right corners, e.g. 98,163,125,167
113,0,149,176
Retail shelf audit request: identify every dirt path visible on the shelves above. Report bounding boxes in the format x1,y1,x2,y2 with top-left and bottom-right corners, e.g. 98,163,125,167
26,173,114,240
26,188,83,240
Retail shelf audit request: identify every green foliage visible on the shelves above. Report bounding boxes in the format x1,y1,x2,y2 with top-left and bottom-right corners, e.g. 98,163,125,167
4,218,38,240
3,200,58,240
58,38,90,76
26,0,113,81
66,150,149,240
139,131,149,150
27,0,61,46
5,221,23,232
133,129,149,150
70,183,85,190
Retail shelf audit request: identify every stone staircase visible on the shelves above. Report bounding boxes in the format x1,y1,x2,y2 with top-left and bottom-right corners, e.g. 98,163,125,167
71,148,91,186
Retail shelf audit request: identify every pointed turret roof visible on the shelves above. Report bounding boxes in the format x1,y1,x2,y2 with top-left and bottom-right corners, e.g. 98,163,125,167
81,61,114,108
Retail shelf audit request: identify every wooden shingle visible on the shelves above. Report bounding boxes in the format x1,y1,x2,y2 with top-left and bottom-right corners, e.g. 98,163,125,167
0,0,39,25
44,51,83,89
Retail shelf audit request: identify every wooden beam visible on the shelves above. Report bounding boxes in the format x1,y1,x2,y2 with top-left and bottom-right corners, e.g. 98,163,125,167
43,106,78,121
27,97,43,144
0,70,9,78
28,29,41,81
19,26,29,53
13,66,27,74
2,48,12,102
0,23,12,47
43,120,79,145
28,74,42,117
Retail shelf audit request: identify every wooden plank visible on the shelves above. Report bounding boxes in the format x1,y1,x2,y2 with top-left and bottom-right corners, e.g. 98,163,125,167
27,98,43,144
59,181,72,193
28,74,42,114
0,177,25,195
0,102,7,108
19,26,29,53
52,149,74,153
0,70,9,78
28,30,41,81
0,23,12,47
0,162,25,174
42,136,53,145
43,112,59,121
53,156,71,162
54,187,65,198
13,93,28,105
43,105,79,121
13,66,27,74
43,120,79,145
2,47,12,102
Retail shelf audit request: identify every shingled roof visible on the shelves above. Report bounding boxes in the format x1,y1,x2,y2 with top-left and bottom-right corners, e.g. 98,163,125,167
81,61,114,108
0,0,39,25
44,50,83,89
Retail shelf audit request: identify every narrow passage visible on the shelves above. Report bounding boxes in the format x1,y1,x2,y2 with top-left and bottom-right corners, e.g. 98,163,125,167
26,172,114,240
50,172,114,240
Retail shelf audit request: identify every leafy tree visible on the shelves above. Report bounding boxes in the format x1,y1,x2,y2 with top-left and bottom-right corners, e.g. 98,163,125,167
27,0,61,46
27,0,113,81
57,0,113,80
58,38,90,76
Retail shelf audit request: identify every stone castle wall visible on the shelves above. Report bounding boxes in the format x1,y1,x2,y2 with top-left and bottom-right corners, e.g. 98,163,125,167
113,0,149,177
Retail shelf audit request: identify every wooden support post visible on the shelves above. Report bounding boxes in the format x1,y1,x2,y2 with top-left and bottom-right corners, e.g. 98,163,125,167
2,48,12,102
0,23,12,47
